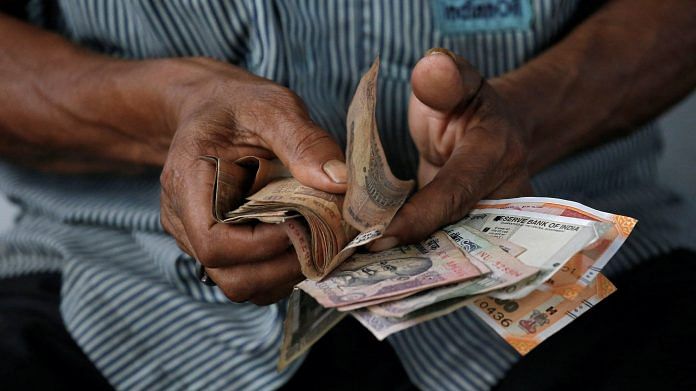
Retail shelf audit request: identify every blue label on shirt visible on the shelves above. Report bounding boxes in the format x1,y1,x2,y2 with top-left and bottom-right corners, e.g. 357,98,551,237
431,0,533,34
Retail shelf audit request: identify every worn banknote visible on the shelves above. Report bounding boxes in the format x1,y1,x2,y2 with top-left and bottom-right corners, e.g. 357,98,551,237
352,295,477,341
369,226,538,318
278,289,346,371
342,57,415,241
354,272,617,349
297,231,486,308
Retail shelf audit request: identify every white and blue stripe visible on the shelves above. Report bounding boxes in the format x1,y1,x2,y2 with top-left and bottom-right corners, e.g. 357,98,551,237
2,1,694,390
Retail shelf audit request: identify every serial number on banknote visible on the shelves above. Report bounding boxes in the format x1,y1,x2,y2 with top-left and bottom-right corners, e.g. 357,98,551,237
473,298,516,328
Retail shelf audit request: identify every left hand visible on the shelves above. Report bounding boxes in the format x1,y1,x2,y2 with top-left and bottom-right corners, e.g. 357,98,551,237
371,48,533,250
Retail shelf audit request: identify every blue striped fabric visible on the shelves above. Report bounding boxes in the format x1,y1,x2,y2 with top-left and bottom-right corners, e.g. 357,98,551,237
1,1,694,390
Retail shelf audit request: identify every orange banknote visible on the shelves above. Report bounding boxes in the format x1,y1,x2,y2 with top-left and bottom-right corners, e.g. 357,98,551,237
474,197,636,298
471,273,617,355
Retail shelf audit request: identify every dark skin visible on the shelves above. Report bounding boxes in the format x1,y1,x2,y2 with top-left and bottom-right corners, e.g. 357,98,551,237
1,0,694,305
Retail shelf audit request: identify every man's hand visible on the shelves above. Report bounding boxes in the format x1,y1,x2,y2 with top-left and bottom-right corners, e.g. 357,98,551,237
0,13,347,305
158,58,347,305
371,49,532,251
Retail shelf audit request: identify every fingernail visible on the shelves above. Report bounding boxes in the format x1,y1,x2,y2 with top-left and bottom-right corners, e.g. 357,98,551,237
369,236,399,252
322,160,347,184
424,47,456,61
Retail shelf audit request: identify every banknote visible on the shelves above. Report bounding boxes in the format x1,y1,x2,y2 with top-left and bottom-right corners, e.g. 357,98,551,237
474,197,637,290
484,235,526,257
342,57,415,239
278,289,347,371
456,208,604,299
470,273,617,355
227,177,354,279
336,291,417,312
297,231,485,308
368,226,538,318
355,272,617,350
364,200,632,343
352,295,476,341
204,156,291,222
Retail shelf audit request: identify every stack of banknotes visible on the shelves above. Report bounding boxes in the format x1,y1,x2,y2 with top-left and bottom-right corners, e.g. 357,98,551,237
204,58,637,370
288,197,634,368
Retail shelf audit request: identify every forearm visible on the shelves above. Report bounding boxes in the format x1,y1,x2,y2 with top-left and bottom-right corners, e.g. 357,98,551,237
493,0,696,173
0,13,174,171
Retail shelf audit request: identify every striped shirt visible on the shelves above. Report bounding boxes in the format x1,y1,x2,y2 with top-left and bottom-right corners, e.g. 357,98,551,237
1,1,694,390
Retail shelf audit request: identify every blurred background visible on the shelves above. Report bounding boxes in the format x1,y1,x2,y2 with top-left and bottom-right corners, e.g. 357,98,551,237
0,92,694,233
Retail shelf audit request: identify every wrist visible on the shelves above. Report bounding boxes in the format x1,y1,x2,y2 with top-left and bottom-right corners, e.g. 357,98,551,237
46,54,179,166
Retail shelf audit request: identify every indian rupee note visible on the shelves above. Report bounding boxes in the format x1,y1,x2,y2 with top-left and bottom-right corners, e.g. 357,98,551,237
354,273,616,349
297,231,484,308
469,273,617,355
278,289,347,371
455,208,603,299
352,295,477,341
342,57,415,241
474,197,637,291
368,226,537,318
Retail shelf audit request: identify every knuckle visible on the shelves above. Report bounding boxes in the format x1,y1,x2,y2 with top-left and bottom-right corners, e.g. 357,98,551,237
448,175,477,217
222,275,256,303
291,128,333,161
159,193,182,238
160,212,173,235
159,163,186,205
275,85,298,101
174,239,191,255
159,166,172,188
268,84,303,106
256,84,303,112
194,242,218,267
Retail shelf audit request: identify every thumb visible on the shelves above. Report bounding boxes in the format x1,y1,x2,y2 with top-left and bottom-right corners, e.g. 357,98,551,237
266,114,347,194
411,48,483,114
409,48,485,184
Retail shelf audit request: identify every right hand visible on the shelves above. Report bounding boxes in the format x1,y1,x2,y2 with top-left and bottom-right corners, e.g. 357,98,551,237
158,58,347,305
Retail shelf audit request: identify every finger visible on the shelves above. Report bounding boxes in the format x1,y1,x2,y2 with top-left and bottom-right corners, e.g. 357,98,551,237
160,191,196,256
381,126,512,246
411,48,483,113
258,98,347,194
165,158,291,267
206,247,302,303
409,48,484,163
